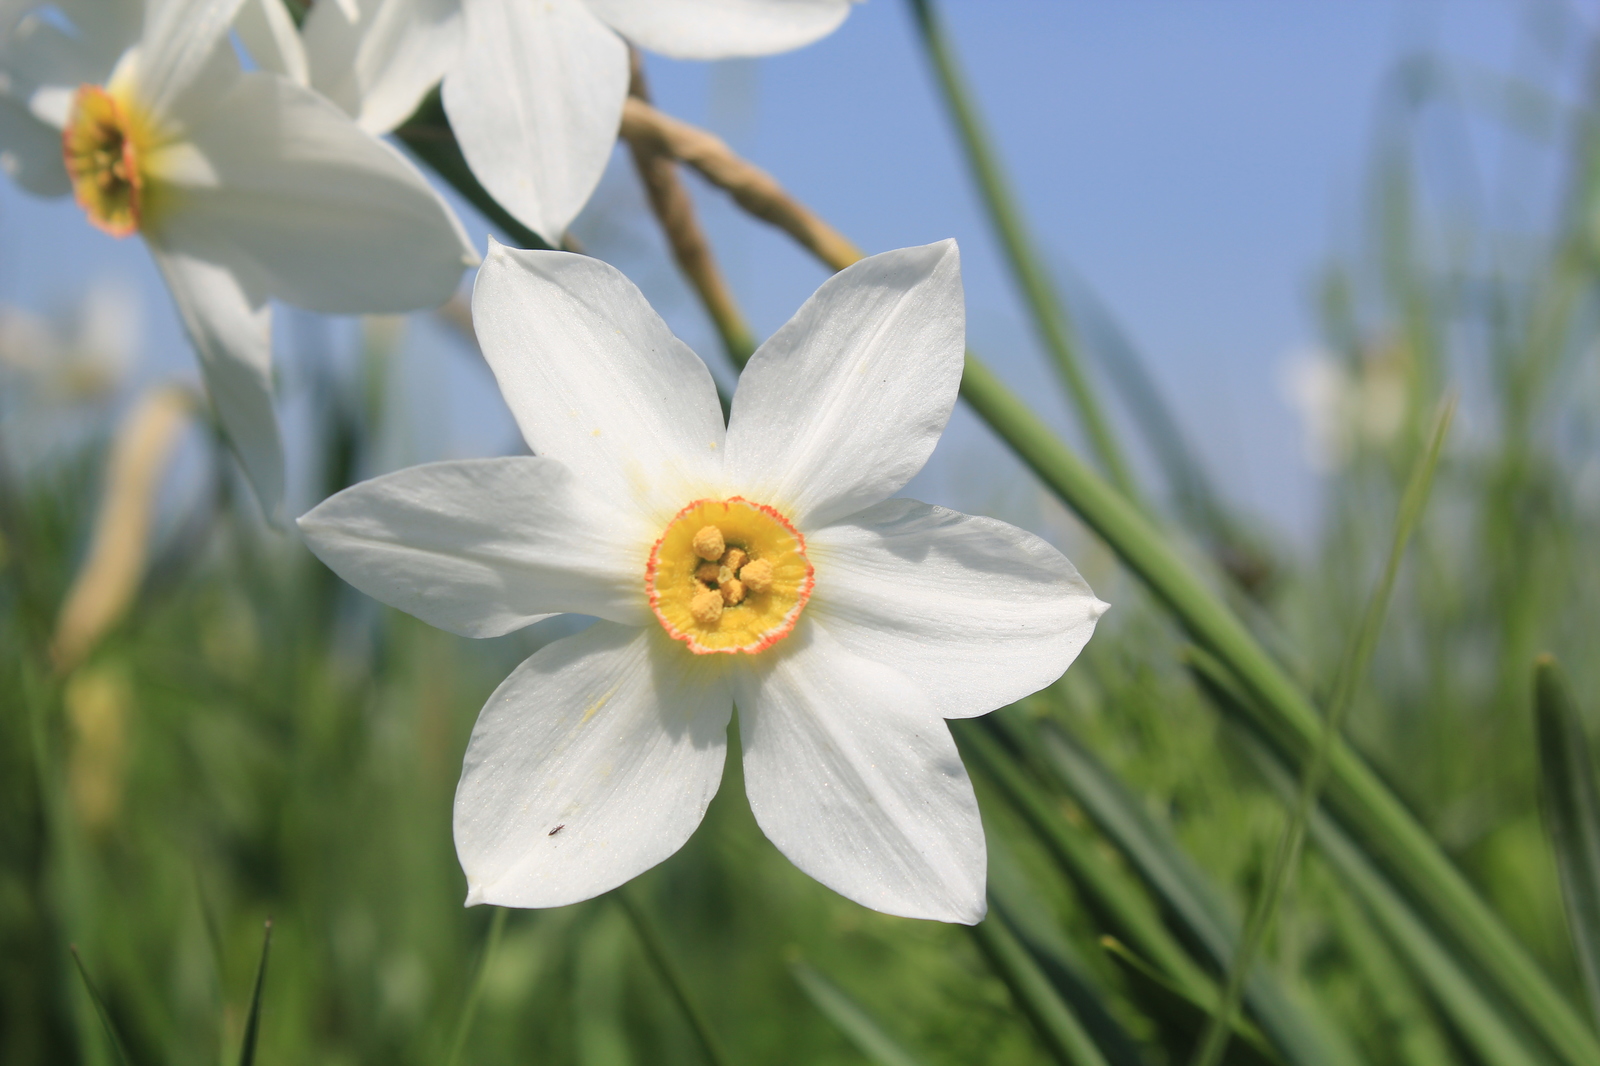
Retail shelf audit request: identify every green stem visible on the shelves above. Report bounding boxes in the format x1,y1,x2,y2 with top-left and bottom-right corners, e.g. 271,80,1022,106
970,908,1112,1066
1189,398,1455,1066
905,0,1139,502
395,93,554,252
444,906,506,1066
618,890,733,1066
957,352,1599,1066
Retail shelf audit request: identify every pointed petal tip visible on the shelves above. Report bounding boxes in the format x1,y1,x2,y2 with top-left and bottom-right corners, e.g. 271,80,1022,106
1091,598,1112,620
463,882,487,907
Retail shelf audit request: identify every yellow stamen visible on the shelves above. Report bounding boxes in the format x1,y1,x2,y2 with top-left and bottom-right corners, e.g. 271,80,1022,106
63,85,152,239
739,558,774,594
648,497,812,654
692,524,725,561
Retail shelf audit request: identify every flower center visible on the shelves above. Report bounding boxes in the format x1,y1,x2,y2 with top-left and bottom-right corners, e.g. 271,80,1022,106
63,85,148,238
647,497,813,655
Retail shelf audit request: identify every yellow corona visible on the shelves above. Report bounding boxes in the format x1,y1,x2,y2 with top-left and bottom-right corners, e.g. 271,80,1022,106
647,497,813,654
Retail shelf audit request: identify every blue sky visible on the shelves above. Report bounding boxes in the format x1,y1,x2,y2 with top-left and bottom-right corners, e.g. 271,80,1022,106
0,0,1534,544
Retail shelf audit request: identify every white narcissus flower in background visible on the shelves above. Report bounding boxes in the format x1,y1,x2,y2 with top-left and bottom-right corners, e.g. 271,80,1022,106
0,0,477,519
255,0,856,246
299,239,1108,923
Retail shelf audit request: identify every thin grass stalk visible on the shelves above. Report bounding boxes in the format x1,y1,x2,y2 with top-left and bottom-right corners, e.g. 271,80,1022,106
237,919,272,1066
790,960,930,1066
956,355,1599,1066
617,889,733,1066
958,722,1215,1001
70,945,131,1066
1534,656,1600,1030
444,906,506,1066
1189,397,1455,1066
903,0,1139,501
970,907,1112,1066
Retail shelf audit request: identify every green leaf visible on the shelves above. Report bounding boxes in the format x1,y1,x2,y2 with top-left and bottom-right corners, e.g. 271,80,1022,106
956,353,1600,1066
904,0,1139,503
1010,717,1361,1066
969,906,1113,1066
1099,939,1281,1066
445,906,507,1066
237,919,272,1066
1191,396,1453,1066
70,945,133,1066
1190,649,1547,1066
618,889,733,1066
790,960,930,1066
956,721,1216,1002
1534,655,1600,1030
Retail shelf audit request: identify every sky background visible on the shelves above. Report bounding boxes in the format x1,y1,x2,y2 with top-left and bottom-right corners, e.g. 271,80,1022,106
0,0,1557,548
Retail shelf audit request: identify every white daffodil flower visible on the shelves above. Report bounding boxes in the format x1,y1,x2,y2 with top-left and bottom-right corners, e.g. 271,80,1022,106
268,0,855,245
0,0,476,519
299,239,1107,923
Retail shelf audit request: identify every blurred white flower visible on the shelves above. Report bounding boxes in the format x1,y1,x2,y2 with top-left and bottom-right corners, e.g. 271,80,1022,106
252,0,857,245
1282,343,1408,472
299,239,1107,923
0,0,477,519
0,280,139,402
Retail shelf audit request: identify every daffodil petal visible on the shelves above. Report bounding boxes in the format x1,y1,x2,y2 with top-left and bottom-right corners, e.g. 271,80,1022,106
442,0,627,244
233,0,308,86
134,0,248,116
0,94,69,194
149,244,284,522
3,9,120,127
150,71,475,313
585,0,852,60
724,240,965,528
735,622,986,924
807,498,1108,719
455,622,732,908
298,457,655,636
471,242,725,525
302,0,462,135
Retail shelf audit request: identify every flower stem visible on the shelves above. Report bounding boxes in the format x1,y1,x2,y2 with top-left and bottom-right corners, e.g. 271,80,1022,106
969,907,1112,1066
1188,397,1454,1066
444,906,505,1066
617,889,733,1066
903,0,1139,502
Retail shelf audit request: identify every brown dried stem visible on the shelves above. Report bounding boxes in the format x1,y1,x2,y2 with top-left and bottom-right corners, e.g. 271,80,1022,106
53,385,194,672
621,54,757,367
619,96,865,277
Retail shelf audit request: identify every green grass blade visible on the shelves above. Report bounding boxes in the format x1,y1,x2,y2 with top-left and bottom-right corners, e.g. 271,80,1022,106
1534,655,1600,1030
956,351,1600,1066
986,842,1148,1065
237,919,272,1066
70,945,132,1066
1015,718,1360,1066
1189,650,1548,1066
618,889,733,1066
1245,728,1547,1066
970,906,1112,1066
1099,939,1281,1066
790,960,930,1066
445,906,507,1066
904,0,1139,502
1191,396,1454,1066
956,721,1216,1001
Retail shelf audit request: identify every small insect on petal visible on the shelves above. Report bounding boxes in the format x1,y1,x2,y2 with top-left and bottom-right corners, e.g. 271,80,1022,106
548,824,564,836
